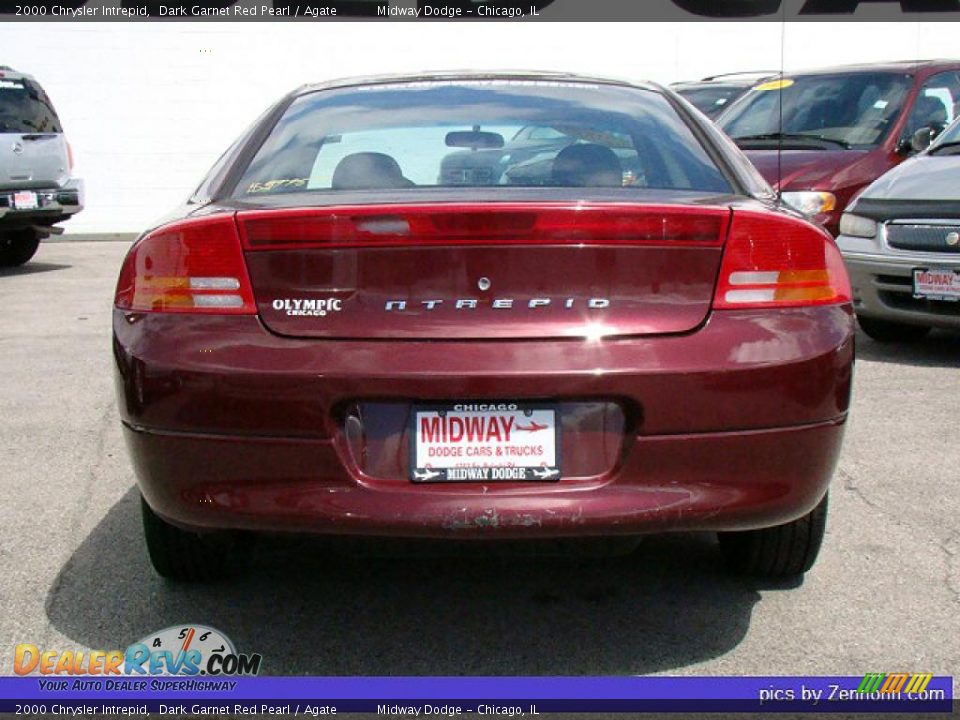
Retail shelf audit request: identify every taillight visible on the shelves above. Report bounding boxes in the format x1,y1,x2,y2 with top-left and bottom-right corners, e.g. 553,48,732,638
238,204,730,250
713,211,852,310
114,215,256,314
66,141,74,172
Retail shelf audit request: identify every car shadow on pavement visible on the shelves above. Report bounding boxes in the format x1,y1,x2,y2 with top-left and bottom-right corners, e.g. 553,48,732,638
0,262,71,277
855,328,960,368
47,487,767,675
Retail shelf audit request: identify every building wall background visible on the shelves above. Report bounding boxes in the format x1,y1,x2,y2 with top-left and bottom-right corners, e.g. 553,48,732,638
2,21,956,232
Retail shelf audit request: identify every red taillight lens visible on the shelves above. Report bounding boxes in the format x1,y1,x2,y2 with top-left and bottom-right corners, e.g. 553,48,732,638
66,142,74,172
115,215,256,314
238,204,729,250
713,211,852,310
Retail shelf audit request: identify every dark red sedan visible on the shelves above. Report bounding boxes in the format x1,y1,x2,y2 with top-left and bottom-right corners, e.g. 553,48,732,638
113,73,854,581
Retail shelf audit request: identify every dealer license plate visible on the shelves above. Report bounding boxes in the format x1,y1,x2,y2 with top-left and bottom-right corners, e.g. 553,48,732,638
12,191,38,210
411,403,560,483
913,267,960,301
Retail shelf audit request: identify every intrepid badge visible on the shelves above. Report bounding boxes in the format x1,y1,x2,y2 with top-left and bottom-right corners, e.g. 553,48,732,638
385,297,611,311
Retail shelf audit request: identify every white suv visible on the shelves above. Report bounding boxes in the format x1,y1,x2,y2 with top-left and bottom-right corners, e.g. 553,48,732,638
0,66,84,266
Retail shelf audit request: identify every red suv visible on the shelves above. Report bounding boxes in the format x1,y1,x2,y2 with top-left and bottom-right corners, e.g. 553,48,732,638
719,61,960,235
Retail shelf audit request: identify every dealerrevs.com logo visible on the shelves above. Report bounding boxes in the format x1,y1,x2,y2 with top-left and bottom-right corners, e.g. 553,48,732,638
14,625,262,678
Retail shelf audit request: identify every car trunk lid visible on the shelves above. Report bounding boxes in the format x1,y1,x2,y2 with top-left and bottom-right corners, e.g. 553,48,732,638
238,202,731,341
0,132,68,189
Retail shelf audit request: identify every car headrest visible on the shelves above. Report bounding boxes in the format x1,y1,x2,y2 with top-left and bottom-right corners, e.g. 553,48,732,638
807,97,845,129
331,152,414,190
913,95,948,128
551,143,623,188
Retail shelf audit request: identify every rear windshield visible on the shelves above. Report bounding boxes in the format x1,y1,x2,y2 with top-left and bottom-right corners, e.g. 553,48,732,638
0,78,61,134
719,72,912,149
676,85,749,118
233,80,733,197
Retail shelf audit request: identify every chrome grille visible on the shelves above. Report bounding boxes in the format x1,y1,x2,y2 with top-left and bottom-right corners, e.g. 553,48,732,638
886,223,960,253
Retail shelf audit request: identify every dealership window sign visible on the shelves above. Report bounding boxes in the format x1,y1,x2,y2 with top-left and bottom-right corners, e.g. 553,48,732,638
4,0,960,19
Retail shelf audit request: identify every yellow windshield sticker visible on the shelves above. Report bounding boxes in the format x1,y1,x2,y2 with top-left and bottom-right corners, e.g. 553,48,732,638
246,178,308,194
753,79,795,92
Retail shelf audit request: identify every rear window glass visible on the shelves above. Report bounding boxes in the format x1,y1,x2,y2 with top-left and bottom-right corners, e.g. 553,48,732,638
0,78,61,134
676,85,748,117
234,81,732,197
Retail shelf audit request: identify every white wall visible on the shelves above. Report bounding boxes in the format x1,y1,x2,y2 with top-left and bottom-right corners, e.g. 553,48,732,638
1,21,957,233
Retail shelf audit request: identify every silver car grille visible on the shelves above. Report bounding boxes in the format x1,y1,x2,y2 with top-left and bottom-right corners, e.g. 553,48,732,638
886,223,960,253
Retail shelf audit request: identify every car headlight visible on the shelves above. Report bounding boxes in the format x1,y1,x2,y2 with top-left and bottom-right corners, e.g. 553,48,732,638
781,191,837,217
838,213,878,239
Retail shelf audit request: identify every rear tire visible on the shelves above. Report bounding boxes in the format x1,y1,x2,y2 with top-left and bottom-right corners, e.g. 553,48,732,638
141,497,245,581
718,493,828,578
857,315,930,343
0,230,40,267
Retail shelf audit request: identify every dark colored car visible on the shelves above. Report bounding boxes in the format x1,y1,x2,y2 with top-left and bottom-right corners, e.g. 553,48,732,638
439,125,574,186
0,66,83,266
672,72,776,119
113,72,854,582
440,125,645,187
718,60,960,236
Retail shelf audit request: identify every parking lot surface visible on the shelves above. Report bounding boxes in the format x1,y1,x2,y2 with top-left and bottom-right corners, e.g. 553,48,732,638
0,240,958,677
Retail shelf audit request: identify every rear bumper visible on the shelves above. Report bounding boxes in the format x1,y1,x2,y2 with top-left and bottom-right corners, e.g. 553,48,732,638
842,249,960,329
114,305,854,537
0,178,84,225
126,418,844,538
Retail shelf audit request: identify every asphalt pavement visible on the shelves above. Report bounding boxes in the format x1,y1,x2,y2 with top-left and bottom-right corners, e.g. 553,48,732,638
0,240,957,678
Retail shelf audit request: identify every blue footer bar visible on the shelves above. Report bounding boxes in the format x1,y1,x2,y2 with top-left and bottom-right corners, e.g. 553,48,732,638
0,676,953,714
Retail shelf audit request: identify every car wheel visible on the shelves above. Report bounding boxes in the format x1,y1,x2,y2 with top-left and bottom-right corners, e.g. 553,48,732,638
141,496,246,581
857,315,931,343
718,493,828,578
0,230,40,267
